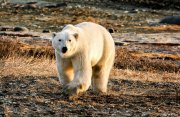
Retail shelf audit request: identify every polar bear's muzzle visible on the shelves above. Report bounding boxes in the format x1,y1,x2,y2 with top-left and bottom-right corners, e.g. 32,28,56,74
62,46,68,53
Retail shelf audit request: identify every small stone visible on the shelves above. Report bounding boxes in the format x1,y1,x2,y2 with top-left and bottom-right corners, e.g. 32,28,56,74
40,13,45,16
48,110,55,115
108,28,114,33
42,29,51,33
0,92,4,97
20,84,27,88
124,11,129,13
44,2,67,8
14,26,29,32
26,2,37,5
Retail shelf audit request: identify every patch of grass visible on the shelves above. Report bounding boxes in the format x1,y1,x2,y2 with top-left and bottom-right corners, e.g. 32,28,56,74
0,36,179,83
114,47,179,73
0,57,56,77
0,36,55,59
135,25,180,31
111,69,180,83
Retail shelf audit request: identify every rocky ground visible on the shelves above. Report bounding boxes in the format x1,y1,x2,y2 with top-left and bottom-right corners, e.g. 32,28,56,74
0,0,180,33
0,76,179,116
0,0,180,116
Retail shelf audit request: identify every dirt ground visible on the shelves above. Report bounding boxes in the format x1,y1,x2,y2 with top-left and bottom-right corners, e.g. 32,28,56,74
0,75,179,116
0,0,180,116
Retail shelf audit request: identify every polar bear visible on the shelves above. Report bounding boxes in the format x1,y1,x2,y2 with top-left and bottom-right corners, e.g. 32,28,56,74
52,22,115,95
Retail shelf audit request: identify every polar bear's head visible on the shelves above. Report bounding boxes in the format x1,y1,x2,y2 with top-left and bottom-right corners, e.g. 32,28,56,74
52,25,79,58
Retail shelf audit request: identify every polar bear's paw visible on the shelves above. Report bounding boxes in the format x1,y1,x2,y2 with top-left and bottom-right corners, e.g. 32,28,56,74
62,83,87,96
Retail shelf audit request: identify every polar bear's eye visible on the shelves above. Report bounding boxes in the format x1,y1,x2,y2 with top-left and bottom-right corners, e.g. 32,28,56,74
68,39,71,42
59,39,62,42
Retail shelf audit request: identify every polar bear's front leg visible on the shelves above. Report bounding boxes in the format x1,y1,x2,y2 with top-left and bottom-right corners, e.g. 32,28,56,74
65,55,92,95
57,61,74,86
55,52,74,86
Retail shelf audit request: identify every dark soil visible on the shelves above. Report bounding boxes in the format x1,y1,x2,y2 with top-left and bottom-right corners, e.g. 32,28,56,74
0,76,179,116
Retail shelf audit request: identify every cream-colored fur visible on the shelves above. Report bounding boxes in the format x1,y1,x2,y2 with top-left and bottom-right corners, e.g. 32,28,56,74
52,22,115,95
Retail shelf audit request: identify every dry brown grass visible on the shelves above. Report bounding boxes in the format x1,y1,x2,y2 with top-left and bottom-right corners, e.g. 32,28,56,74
0,57,179,83
0,36,54,59
115,47,180,73
0,36,179,83
135,25,180,31
131,51,180,60
0,57,57,77
110,69,179,83
0,36,56,77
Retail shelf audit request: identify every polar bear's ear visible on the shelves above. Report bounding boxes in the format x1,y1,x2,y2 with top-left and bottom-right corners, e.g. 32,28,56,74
52,32,56,38
73,33,78,39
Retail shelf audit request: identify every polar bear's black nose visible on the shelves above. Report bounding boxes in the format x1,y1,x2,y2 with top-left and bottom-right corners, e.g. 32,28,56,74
62,47,68,53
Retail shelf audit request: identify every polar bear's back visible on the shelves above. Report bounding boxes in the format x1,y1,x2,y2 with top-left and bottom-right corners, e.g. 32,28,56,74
75,22,108,38
75,22,115,66
75,22,106,46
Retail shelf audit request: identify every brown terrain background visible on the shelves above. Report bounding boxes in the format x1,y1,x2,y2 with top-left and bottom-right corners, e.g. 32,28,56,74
0,0,179,116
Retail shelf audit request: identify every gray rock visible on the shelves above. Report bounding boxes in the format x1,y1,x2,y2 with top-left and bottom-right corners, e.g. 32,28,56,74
43,2,67,8
160,16,180,25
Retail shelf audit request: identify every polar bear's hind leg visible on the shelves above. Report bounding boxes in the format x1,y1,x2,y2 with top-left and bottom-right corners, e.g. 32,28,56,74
92,55,114,93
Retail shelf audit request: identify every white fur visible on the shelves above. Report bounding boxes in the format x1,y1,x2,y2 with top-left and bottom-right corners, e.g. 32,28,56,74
52,22,115,94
